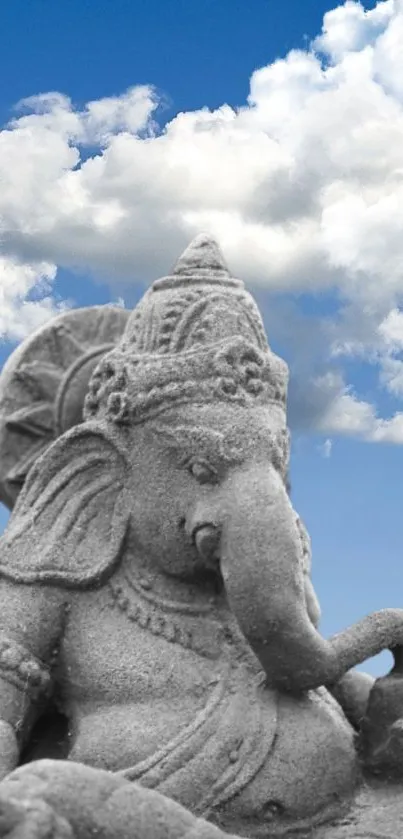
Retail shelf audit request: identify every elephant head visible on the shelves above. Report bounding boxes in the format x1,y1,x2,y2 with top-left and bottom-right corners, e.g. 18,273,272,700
2,234,403,697
124,399,403,695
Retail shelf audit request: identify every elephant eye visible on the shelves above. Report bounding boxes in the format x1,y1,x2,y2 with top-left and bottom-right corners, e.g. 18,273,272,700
188,459,218,485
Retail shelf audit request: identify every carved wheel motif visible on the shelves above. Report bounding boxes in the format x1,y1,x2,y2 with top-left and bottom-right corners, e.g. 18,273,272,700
0,306,129,509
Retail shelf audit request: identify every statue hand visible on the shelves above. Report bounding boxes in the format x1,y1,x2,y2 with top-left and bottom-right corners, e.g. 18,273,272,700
360,647,403,778
0,760,239,839
361,716,403,778
0,793,72,838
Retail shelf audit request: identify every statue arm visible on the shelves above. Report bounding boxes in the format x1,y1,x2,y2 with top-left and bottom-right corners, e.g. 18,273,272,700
303,572,375,729
0,579,67,779
329,669,375,729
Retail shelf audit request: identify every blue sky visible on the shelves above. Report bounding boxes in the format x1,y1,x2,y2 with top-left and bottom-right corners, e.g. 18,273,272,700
0,0,402,677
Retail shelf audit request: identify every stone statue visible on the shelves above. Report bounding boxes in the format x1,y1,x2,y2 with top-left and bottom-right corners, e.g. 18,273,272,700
0,236,403,838
0,305,129,510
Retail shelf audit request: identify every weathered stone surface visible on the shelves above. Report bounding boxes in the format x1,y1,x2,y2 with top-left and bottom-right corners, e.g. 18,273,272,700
0,305,129,508
0,760,237,838
0,235,402,838
2,761,403,838
316,778,403,838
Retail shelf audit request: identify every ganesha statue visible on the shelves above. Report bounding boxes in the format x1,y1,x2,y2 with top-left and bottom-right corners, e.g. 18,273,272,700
1,236,403,838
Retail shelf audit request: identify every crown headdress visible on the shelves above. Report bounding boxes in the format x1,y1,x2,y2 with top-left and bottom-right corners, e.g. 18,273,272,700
84,235,289,425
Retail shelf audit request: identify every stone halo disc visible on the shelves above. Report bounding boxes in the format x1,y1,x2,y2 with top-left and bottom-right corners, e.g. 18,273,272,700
0,305,129,510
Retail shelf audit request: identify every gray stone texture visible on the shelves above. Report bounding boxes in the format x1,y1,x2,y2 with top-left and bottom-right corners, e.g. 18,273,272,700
0,236,402,837
0,305,129,509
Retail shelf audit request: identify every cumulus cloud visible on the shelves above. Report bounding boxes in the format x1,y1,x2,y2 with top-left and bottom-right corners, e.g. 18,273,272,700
0,257,66,341
2,1,403,437
315,374,403,442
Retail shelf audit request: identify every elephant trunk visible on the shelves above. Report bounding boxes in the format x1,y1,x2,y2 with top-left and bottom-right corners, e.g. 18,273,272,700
204,464,403,694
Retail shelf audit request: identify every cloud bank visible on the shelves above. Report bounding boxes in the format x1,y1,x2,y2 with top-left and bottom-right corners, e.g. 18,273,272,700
1,1,403,440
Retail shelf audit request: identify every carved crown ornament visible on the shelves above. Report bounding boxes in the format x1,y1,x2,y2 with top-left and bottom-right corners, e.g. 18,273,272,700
84,235,289,426
0,236,289,509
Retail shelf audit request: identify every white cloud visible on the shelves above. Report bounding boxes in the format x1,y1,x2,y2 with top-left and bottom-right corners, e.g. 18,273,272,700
313,0,395,61
315,372,403,442
2,3,403,295
379,308,403,349
369,412,403,441
0,257,66,341
315,373,377,435
319,439,333,458
83,86,159,143
2,2,403,438
379,356,403,396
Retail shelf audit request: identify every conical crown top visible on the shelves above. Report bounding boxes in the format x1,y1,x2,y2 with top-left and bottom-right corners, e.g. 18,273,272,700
84,234,289,429
172,234,230,278
152,234,242,291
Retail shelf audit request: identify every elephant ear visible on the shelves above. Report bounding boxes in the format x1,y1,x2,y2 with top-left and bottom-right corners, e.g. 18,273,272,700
0,423,130,588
